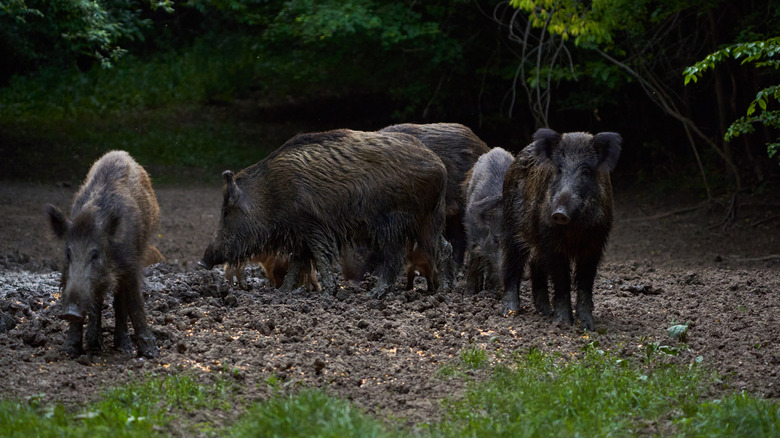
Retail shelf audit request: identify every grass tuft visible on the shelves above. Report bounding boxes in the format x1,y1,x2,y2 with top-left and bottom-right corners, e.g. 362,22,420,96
227,389,395,438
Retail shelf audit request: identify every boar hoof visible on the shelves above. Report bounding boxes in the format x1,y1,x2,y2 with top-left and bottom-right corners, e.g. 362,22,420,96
533,301,552,317
62,342,84,358
136,335,159,359
577,313,595,331
115,333,134,355
553,308,573,325
501,300,519,317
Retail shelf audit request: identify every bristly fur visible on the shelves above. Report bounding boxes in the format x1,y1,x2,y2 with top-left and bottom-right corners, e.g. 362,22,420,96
379,123,490,267
501,129,622,330
203,129,448,299
45,150,160,358
462,147,515,295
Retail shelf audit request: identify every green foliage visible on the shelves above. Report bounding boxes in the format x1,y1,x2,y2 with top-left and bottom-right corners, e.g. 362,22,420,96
250,0,466,113
677,391,780,436
227,389,394,438
1,353,778,437
0,0,172,79
0,34,258,120
433,345,709,436
684,37,780,162
0,373,235,437
459,346,489,369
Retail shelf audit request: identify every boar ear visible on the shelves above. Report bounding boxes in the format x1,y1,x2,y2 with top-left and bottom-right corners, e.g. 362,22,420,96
223,170,235,185
223,170,250,211
593,132,622,172
44,204,70,239
531,128,562,161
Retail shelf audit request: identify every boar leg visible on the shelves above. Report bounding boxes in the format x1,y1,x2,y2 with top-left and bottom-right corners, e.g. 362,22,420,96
445,214,466,268
279,254,307,292
549,256,573,325
465,250,485,295
84,297,104,353
311,253,335,294
302,261,322,292
574,256,599,331
62,322,84,358
371,240,403,300
123,274,158,358
501,238,527,315
529,258,552,316
404,263,416,291
435,236,455,292
113,290,134,354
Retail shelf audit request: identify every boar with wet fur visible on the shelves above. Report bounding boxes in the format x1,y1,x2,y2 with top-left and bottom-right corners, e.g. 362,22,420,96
463,147,514,295
200,129,447,299
225,253,320,292
502,129,621,330
44,150,160,358
379,123,490,267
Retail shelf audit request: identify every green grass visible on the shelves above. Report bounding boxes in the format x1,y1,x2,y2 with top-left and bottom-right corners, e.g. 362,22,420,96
227,389,396,438
429,345,779,437
1,350,778,437
0,373,237,437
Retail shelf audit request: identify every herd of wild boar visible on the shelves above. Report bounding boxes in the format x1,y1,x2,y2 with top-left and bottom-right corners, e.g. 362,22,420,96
43,123,621,358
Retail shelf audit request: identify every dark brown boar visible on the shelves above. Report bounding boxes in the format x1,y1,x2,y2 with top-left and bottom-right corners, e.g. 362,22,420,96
44,150,160,358
463,147,514,295
501,129,621,330
200,129,447,299
379,123,490,267
225,253,320,292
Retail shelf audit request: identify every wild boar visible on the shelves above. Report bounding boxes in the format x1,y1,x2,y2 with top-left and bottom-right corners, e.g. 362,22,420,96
45,150,160,358
502,129,621,330
463,147,514,295
200,129,447,299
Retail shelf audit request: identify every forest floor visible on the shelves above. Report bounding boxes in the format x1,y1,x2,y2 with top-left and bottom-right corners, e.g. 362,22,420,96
1,180,778,430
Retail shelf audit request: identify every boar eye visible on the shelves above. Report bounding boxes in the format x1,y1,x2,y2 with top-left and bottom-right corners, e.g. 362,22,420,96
90,249,100,262
65,247,71,261
580,165,592,177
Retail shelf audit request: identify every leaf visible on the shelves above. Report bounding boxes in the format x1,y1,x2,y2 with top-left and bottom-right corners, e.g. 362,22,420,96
667,323,689,342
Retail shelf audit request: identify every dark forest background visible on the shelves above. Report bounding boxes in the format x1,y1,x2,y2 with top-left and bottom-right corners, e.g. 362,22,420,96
1,0,778,202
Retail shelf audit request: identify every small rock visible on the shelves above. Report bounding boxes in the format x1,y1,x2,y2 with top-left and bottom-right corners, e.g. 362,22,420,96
224,293,238,307
0,312,17,333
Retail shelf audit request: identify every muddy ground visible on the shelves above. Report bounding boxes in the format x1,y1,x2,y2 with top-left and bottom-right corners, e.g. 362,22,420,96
1,181,779,429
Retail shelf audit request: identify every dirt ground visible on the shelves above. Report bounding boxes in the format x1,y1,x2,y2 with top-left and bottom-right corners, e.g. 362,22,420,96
1,180,779,429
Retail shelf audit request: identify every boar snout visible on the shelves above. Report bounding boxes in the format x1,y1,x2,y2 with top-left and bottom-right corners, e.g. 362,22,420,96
551,191,574,225
199,243,225,270
552,207,571,225
60,303,83,322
